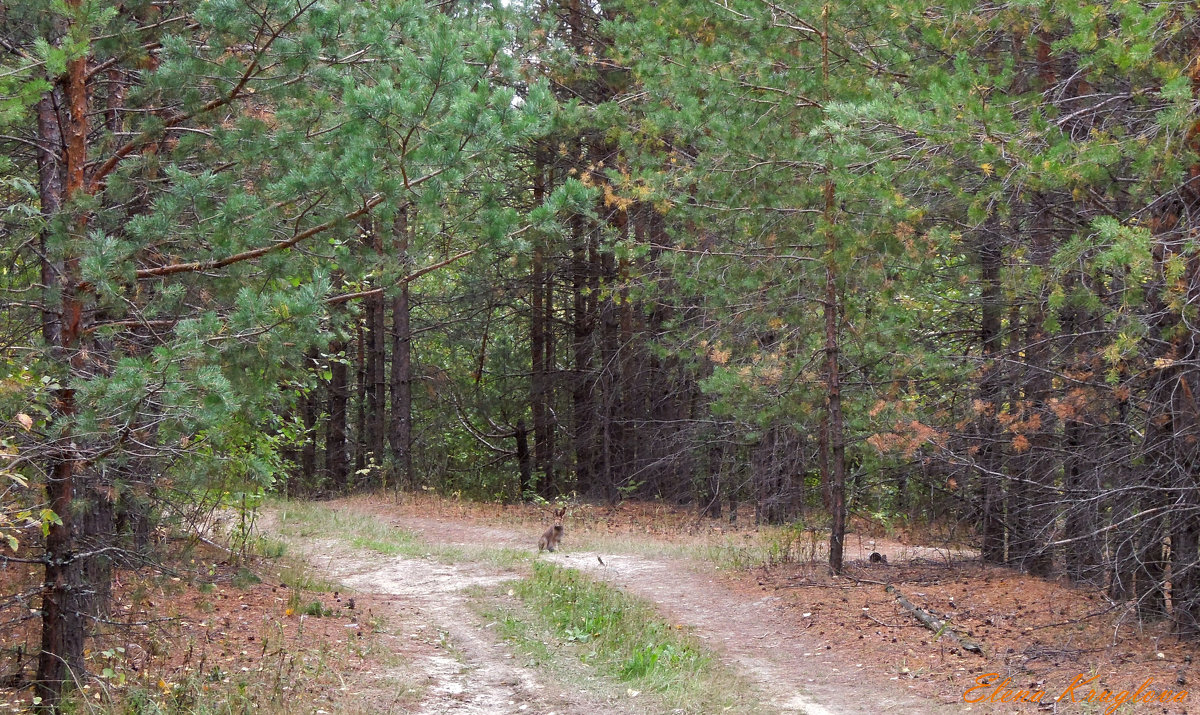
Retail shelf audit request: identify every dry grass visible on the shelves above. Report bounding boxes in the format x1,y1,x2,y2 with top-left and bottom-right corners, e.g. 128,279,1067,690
0,539,407,714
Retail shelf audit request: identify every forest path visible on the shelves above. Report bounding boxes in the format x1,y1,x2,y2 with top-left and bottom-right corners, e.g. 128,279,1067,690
265,497,979,714
260,522,632,715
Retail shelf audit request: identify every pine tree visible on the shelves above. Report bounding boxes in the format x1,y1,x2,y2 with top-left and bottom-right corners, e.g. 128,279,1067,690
1,0,551,702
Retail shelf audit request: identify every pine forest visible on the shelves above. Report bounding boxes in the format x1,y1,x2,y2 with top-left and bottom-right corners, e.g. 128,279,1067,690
4,0,1200,711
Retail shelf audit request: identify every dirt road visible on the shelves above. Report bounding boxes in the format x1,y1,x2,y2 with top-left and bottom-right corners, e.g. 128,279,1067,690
268,500,976,714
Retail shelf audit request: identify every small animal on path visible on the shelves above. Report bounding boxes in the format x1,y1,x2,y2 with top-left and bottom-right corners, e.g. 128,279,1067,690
538,506,566,552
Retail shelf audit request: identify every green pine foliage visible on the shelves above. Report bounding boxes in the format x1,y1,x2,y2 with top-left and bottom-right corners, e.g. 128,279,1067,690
9,1,1200,696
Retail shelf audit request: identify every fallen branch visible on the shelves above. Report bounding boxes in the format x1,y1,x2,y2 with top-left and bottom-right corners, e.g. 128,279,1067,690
885,584,983,655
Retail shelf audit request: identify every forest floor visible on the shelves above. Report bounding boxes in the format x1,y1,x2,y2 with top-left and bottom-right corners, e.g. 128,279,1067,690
2,493,1197,713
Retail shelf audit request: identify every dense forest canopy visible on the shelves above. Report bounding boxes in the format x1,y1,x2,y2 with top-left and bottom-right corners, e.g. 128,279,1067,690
4,0,1200,704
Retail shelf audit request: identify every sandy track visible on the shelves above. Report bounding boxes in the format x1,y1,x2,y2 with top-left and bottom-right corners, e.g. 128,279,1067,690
265,533,632,714
385,513,969,715
267,503,980,714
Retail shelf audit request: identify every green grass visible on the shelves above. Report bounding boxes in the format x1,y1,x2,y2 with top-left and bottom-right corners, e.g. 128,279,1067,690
551,523,825,576
248,533,288,559
483,561,763,713
270,500,423,555
239,518,338,592
276,560,338,593
232,566,262,588
268,499,536,567
268,496,829,573
471,545,535,568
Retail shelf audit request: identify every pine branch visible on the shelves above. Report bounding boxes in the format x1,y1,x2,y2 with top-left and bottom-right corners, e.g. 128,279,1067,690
135,194,384,280
325,250,475,305
131,158,468,281
86,1,319,193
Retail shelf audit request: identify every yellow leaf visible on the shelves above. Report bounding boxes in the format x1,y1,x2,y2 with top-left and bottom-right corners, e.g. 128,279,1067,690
16,413,32,431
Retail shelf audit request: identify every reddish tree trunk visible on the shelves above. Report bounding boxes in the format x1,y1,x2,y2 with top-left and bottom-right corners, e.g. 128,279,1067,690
37,21,91,704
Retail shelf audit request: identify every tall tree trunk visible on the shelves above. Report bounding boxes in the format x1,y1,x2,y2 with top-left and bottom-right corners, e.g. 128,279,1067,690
819,7,847,574
352,321,367,482
1173,485,1200,636
1168,41,1200,634
1136,494,1168,621
541,259,557,496
530,237,548,495
38,456,86,706
365,220,387,478
37,15,91,703
598,233,619,502
976,232,1006,563
36,92,65,347
78,483,114,621
300,366,317,493
515,419,532,500
353,321,367,479
365,300,381,469
1011,194,1056,578
572,215,596,495
389,210,413,488
1136,361,1170,620
1062,416,1102,583
326,341,349,489
618,239,636,502
823,177,846,574
1108,392,1136,602
530,154,555,495
1003,32,1062,578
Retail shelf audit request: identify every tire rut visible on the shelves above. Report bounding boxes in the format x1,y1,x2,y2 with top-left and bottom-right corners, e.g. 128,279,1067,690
264,531,630,714
377,512,973,715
